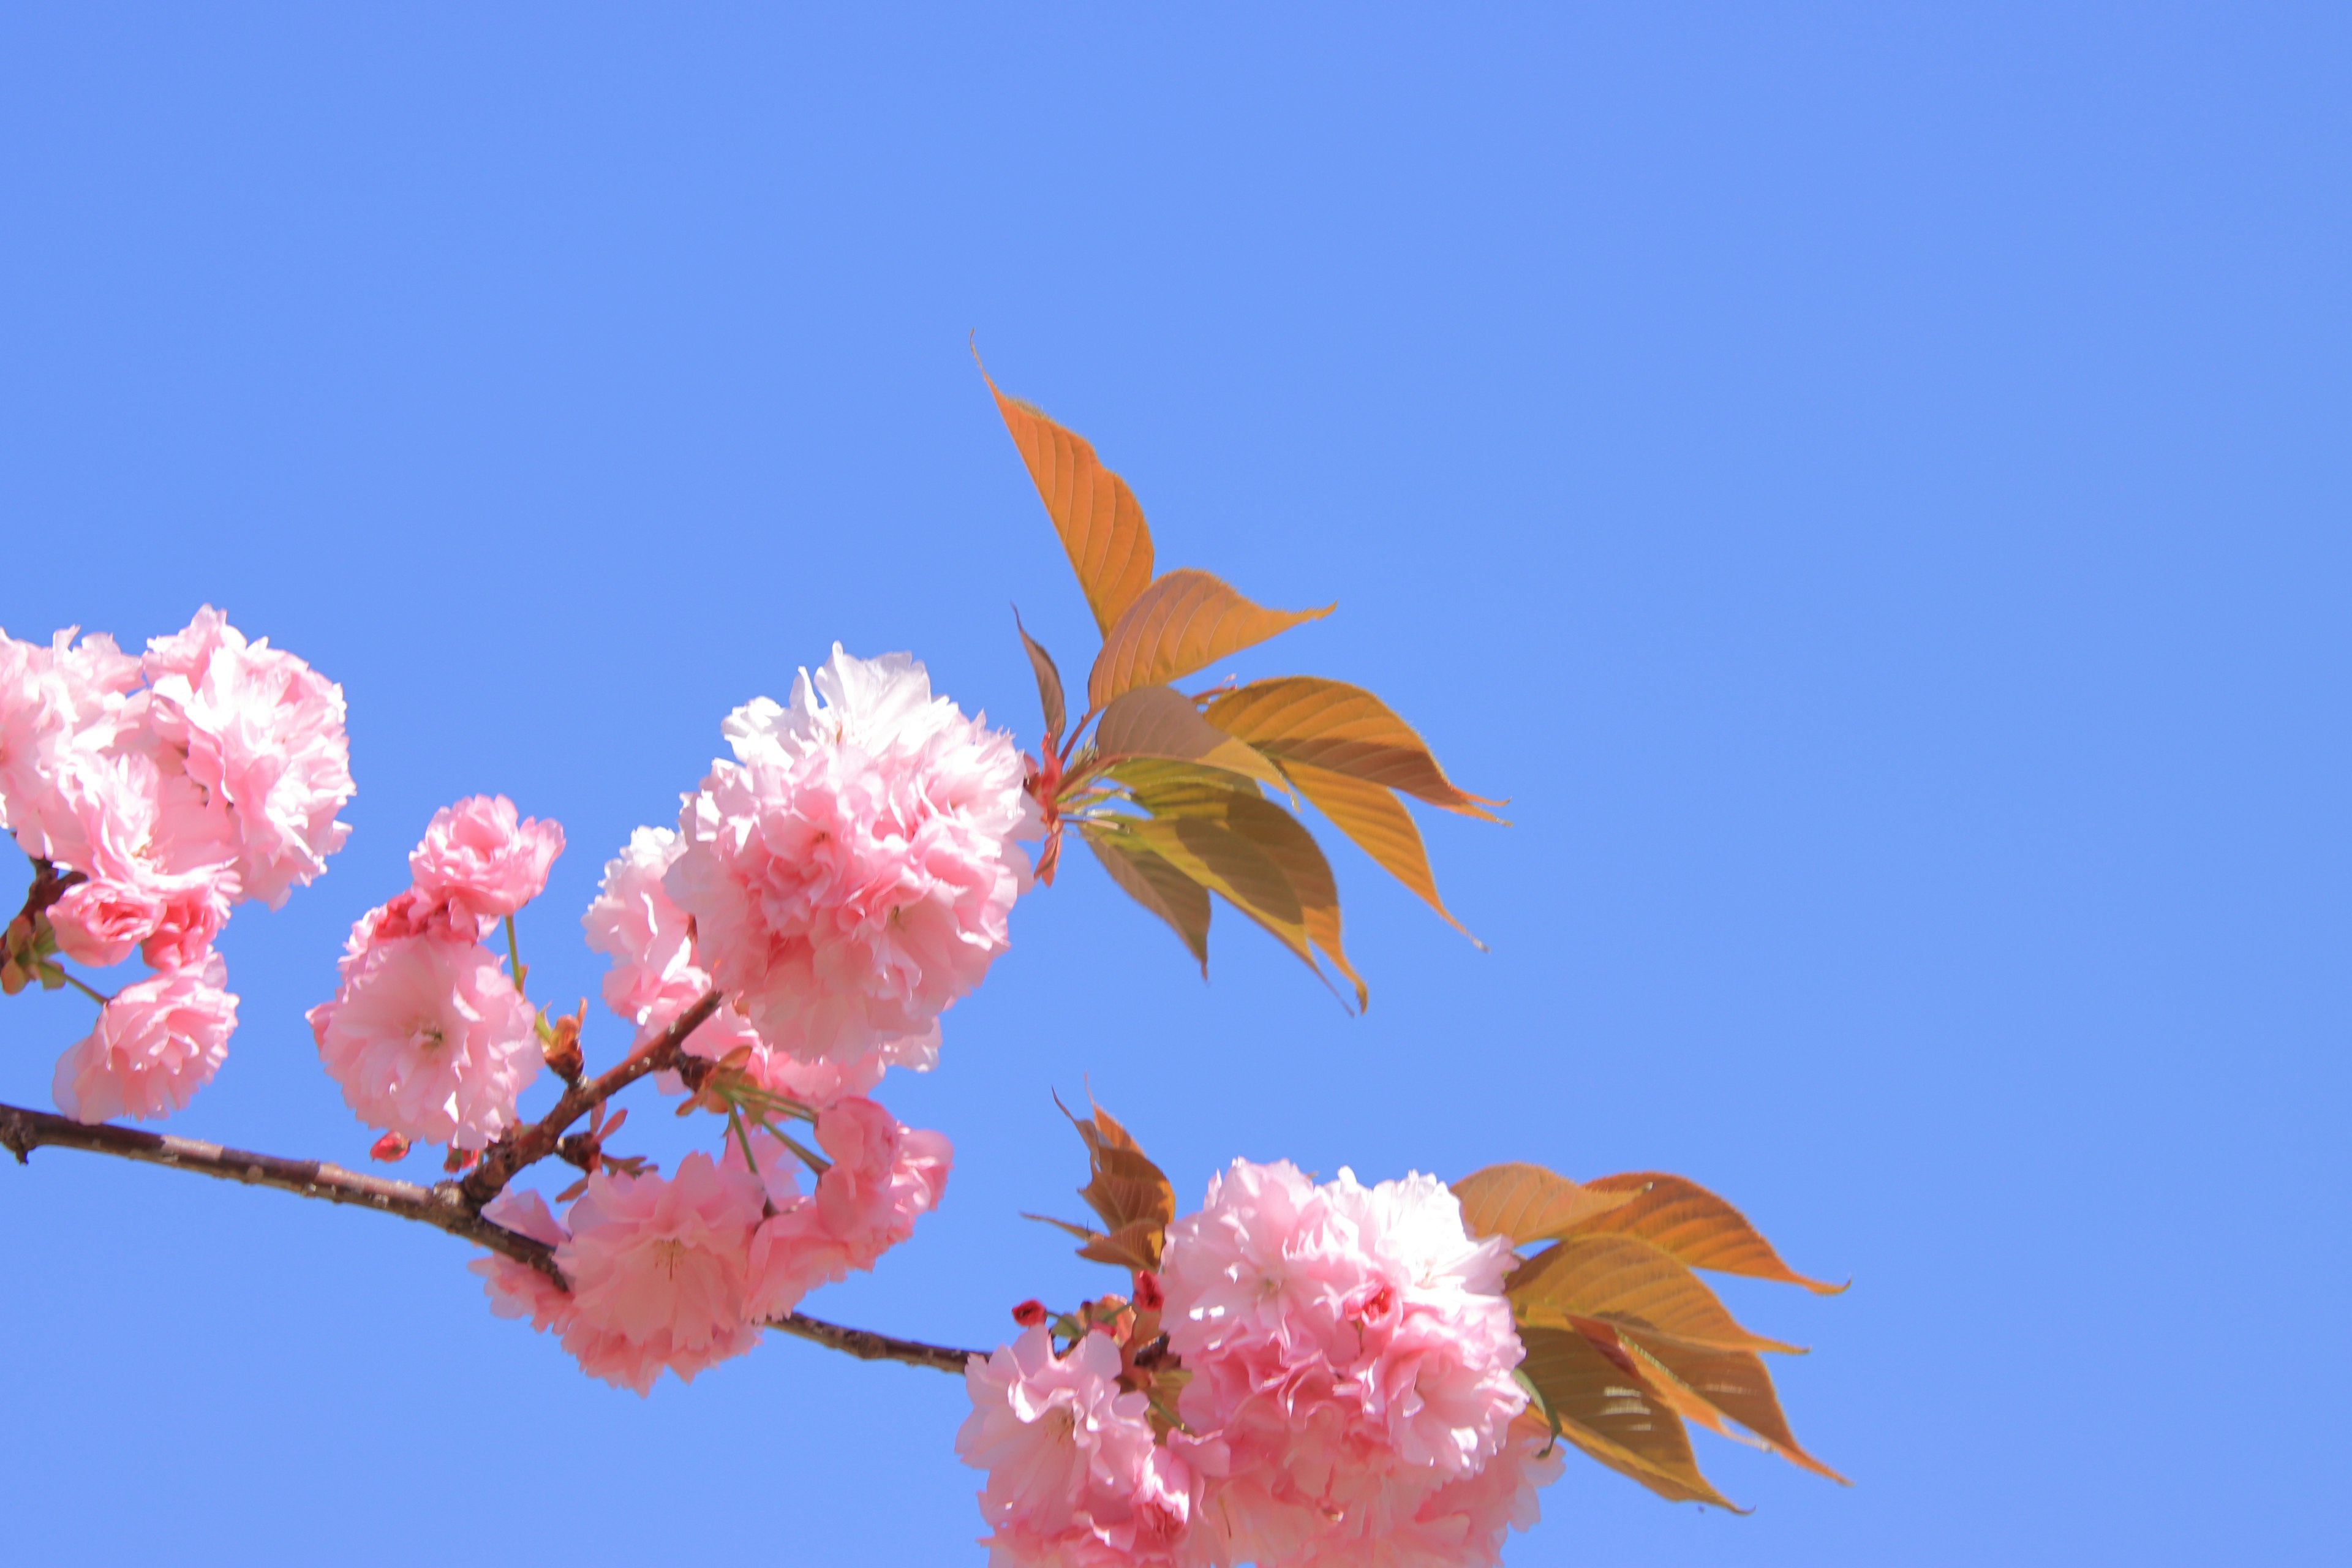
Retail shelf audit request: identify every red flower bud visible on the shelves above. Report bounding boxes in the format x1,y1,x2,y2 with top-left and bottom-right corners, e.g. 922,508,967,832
1133,1270,1165,1311
369,1131,411,1163
1011,1299,1049,1327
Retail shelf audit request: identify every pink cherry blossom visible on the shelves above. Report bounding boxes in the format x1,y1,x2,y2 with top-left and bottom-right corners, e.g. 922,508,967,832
958,1325,1202,1567
1385,1419,1564,1568
306,918,541,1149
50,951,238,1123
0,627,143,866
743,1098,951,1320
410,793,564,925
666,645,1035,1070
141,606,355,910
1160,1161,1532,1566
41,748,239,969
552,1152,766,1393
470,1188,578,1334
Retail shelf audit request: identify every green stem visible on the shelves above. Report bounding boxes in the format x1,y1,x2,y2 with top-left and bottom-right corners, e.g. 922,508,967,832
57,970,113,1008
504,914,527,993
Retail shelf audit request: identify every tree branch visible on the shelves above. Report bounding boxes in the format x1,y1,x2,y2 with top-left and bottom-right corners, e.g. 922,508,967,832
0,1096,984,1377
459,987,723,1206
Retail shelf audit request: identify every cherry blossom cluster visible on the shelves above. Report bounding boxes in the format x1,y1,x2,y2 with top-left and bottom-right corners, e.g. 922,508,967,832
957,1161,1563,1568
473,1101,952,1391
1,609,353,1121
307,794,564,1152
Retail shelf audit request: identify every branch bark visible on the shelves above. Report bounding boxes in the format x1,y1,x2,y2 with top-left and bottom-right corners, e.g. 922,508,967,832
0,1096,982,1377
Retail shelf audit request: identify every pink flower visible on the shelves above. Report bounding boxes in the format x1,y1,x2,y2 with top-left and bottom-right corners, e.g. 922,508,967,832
0,627,143,865
666,645,1035,1070
141,607,355,910
469,1188,577,1334
552,1152,766,1393
1387,1419,1564,1568
743,1098,951,1320
41,749,239,969
1159,1161,1532,1565
50,951,238,1123
958,1326,1202,1567
306,917,541,1149
410,794,564,926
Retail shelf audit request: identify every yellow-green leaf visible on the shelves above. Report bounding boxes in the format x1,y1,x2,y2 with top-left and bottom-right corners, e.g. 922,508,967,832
1088,569,1332,710
1510,1234,1803,1355
981,366,1155,634
1079,824,1209,973
1517,1327,1740,1509
1453,1163,1640,1245
1278,759,1482,945
1090,685,1289,795
1575,1174,1847,1295
1203,676,1501,818
1109,813,1313,973
1013,608,1066,747
1591,1325,1849,1485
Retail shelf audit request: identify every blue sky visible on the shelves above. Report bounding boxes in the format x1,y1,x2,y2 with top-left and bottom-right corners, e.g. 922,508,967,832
2,7,2345,1565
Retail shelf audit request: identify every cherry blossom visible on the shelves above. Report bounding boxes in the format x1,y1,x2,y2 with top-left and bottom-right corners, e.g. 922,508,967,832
50,951,239,1124
665,644,1034,1071
552,1152,767,1393
958,1325,1204,1567
409,793,564,928
744,1097,952,1319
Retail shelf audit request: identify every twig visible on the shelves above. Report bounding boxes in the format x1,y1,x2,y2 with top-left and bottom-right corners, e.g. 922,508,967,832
459,988,723,1205
0,1096,984,1376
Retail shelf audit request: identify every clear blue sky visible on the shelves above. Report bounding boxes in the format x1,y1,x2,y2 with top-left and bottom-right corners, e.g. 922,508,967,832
2,7,2344,1566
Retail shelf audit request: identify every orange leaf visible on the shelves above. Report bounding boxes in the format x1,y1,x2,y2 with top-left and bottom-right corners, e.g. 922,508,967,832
981,366,1155,634
1079,824,1210,973
1090,685,1289,795
1510,1234,1803,1355
1278,760,1482,945
1517,1327,1740,1509
1078,1219,1169,1273
1014,608,1067,747
1088,569,1332,710
1575,1174,1847,1295
1453,1163,1640,1245
1107,813,1313,973
1203,676,1501,818
1058,1094,1175,1270
1122,779,1359,1005
1583,1324,1848,1486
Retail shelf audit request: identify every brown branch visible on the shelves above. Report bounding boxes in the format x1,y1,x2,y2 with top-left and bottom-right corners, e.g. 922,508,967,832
0,1095,985,1377
0,1099,541,1267
459,987,723,1205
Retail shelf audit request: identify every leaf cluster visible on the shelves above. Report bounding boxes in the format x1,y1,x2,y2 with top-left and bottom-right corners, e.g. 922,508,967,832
982,356,1501,1007
1455,1163,1849,1507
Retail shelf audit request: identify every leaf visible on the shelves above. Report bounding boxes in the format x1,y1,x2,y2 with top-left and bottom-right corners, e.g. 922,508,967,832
981,364,1155,633
1575,1174,1847,1295
1202,676,1502,818
1453,1163,1641,1245
1090,684,1289,795
1278,760,1482,944
1108,813,1313,973
1582,1324,1848,1485
1079,824,1210,973
1014,608,1066,747
1057,1093,1176,1270
1125,776,1364,1009
1517,1327,1740,1509
1510,1234,1803,1355
1088,569,1333,710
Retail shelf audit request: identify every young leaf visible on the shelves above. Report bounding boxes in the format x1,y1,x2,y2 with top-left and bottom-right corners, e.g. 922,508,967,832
1589,1325,1849,1485
1058,1094,1177,1269
1574,1174,1847,1295
1453,1163,1640,1245
1509,1234,1803,1355
1110,813,1315,979
1202,676,1502,818
1517,1326,1740,1510
981,366,1155,633
1079,823,1210,973
1090,684,1289,795
1126,775,1363,1009
1014,608,1067,748
1277,760,1482,944
1088,569,1333,711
